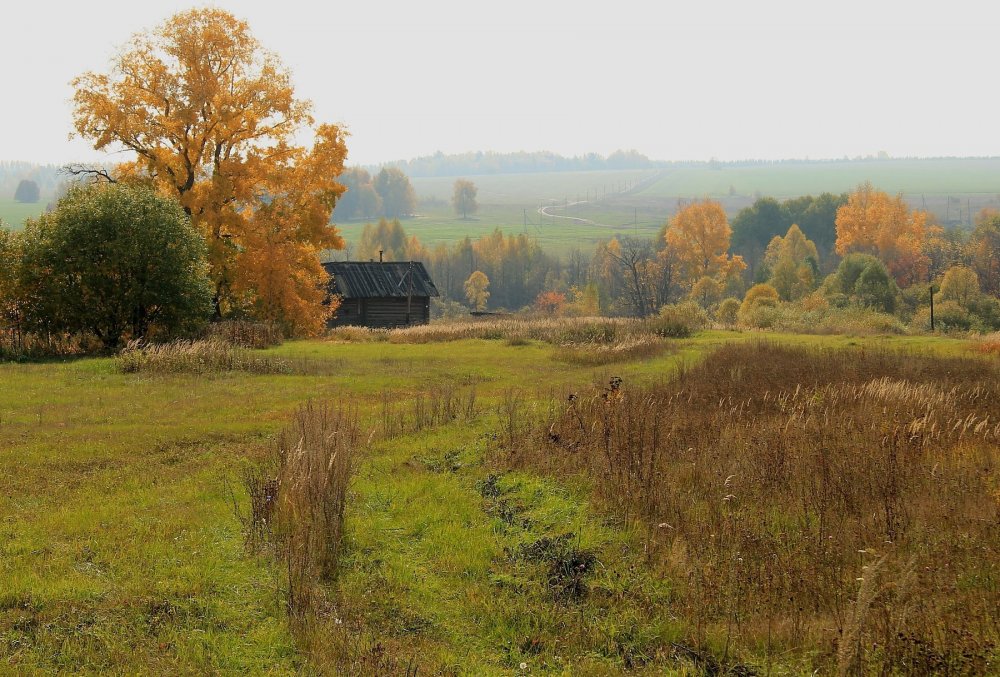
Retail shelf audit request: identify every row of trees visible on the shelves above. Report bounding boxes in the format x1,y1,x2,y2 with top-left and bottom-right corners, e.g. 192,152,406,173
730,193,845,273
333,170,480,221
344,182,998,332
332,166,417,221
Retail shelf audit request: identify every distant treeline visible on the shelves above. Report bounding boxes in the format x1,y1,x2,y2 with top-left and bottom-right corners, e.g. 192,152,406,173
373,149,655,177
371,152,1000,178
0,162,63,201
329,188,1000,335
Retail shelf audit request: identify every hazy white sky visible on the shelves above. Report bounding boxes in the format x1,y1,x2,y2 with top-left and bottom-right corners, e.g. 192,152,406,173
1,0,997,166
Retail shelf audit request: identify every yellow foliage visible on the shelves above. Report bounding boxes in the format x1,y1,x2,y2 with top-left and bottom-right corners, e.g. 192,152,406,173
835,182,929,287
71,8,347,334
665,200,745,288
564,284,600,317
740,283,779,315
938,266,980,308
464,271,490,311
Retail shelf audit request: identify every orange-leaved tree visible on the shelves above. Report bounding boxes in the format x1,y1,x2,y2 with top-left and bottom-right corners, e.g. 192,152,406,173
834,182,929,287
71,8,347,335
534,290,567,316
665,199,745,289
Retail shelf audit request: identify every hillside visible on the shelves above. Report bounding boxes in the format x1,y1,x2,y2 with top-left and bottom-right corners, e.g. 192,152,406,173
5,158,1000,248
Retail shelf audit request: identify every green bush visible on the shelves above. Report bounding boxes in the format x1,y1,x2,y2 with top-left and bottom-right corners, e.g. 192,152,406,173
15,184,212,349
738,284,779,326
651,302,709,338
854,261,897,313
716,298,740,326
739,304,780,329
911,301,973,332
969,296,1000,330
740,302,907,335
829,253,881,295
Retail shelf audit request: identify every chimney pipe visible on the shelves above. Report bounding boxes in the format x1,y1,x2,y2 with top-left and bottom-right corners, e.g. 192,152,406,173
379,249,384,263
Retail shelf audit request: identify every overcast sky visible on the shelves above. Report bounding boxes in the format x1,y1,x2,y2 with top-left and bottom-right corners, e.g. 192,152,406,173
1,0,997,166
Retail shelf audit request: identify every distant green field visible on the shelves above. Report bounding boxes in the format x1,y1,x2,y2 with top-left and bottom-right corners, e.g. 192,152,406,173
339,159,1000,254
7,159,1000,253
0,200,45,229
639,158,1000,198
336,203,663,256
336,169,665,254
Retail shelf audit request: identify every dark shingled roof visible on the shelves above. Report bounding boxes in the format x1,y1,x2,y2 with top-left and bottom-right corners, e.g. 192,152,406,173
323,261,440,299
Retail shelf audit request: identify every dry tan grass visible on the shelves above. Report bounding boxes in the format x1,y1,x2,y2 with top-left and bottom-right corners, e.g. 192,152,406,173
553,335,669,365
328,316,648,345
328,316,685,367
497,342,999,673
0,329,100,360
974,331,1000,355
239,403,359,626
117,339,293,374
204,320,284,349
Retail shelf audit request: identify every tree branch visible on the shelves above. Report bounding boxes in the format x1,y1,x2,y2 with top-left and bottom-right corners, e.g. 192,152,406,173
61,164,117,184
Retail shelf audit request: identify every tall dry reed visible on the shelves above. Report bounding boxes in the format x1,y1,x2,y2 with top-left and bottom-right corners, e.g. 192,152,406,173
117,339,292,374
273,402,358,619
204,320,284,349
499,342,999,673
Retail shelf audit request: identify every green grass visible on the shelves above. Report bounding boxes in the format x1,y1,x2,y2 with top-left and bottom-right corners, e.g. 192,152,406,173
335,209,663,256
0,200,45,229
0,331,984,673
337,169,663,255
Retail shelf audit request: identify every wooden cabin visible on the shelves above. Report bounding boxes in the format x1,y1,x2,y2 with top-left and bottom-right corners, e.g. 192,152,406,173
324,261,440,328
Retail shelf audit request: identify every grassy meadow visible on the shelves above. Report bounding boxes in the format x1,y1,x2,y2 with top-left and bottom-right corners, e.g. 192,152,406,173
0,200,45,230
2,325,996,674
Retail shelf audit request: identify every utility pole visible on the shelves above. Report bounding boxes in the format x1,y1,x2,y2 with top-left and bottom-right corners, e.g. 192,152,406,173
406,260,414,325
929,282,935,331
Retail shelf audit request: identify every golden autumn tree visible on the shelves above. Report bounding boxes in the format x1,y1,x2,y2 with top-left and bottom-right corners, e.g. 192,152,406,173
665,199,745,288
70,8,347,335
763,224,820,301
834,182,929,287
464,271,490,311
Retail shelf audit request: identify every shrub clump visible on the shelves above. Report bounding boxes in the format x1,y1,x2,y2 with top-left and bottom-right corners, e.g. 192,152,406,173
650,302,709,338
716,297,741,326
